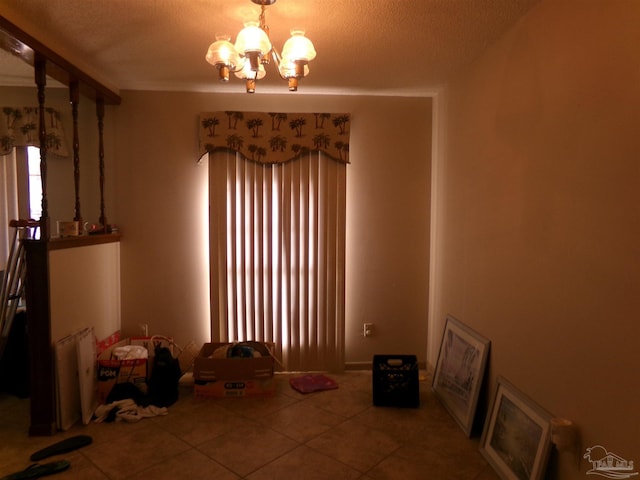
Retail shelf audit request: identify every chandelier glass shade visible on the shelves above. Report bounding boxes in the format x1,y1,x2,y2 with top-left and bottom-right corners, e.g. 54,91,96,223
205,0,316,93
234,21,272,58
281,30,316,64
205,36,241,82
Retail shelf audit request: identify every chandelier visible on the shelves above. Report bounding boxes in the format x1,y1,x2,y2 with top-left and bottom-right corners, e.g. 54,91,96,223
205,0,316,93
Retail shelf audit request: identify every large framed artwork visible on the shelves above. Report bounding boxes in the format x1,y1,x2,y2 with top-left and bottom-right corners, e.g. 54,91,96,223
432,314,490,436
480,376,552,480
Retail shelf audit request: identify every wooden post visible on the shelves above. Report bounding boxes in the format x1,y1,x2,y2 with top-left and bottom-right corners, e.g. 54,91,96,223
23,239,56,436
34,54,49,239
96,96,107,227
70,80,82,225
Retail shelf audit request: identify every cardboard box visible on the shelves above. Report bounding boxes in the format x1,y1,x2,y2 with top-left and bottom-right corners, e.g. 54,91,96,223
193,342,275,382
96,331,121,356
194,378,276,398
97,338,148,404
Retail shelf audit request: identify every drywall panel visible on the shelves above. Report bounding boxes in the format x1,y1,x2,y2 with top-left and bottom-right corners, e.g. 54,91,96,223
50,241,121,342
431,1,640,478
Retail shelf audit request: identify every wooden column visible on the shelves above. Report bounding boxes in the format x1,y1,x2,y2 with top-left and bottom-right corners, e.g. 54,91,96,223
34,54,49,239
70,80,82,225
23,239,55,436
96,97,107,227
25,54,56,436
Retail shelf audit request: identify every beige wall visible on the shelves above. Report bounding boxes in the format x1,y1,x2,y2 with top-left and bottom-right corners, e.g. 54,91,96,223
113,92,432,366
50,242,121,341
430,1,640,477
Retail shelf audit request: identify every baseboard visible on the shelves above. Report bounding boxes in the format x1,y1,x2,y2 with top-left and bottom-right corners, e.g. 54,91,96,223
345,360,428,371
344,361,372,371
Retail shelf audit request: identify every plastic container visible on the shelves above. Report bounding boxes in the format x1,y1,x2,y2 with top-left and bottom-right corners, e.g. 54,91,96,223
372,354,419,408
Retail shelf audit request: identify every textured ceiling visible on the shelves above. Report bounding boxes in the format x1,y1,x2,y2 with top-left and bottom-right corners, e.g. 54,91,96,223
0,0,539,96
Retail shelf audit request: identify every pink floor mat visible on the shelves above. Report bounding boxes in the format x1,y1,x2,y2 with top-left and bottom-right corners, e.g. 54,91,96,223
289,374,339,394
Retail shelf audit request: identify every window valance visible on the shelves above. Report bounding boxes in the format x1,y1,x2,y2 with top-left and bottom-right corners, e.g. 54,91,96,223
0,107,69,157
199,111,350,165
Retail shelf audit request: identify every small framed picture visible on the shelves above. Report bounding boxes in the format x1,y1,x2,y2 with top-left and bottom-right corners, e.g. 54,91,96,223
480,376,552,480
432,315,490,436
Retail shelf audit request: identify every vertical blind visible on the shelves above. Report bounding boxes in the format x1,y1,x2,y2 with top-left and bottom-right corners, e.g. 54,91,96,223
209,150,346,372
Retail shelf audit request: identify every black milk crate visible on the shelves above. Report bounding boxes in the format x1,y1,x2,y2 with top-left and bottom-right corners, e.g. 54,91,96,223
372,354,419,408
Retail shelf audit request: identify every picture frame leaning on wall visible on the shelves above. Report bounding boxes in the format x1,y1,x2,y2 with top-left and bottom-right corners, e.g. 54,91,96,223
480,376,552,480
432,314,490,436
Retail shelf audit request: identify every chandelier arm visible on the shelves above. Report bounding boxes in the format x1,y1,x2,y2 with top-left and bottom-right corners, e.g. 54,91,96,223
269,47,290,81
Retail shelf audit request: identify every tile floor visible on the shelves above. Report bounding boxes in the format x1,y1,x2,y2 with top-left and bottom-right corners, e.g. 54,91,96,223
0,371,500,479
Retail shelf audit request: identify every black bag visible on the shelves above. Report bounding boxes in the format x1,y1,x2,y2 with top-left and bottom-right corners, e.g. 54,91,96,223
147,343,181,407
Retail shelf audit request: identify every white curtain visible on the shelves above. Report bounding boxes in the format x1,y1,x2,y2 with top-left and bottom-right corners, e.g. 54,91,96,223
209,150,346,372
0,149,18,272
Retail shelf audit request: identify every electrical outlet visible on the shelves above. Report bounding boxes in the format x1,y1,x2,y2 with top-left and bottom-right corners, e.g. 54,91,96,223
363,323,373,337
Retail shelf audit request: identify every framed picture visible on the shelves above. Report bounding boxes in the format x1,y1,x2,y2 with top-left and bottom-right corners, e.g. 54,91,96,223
432,314,490,436
480,376,552,480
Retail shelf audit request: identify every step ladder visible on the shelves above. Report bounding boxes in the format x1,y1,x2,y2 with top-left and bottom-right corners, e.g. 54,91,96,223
0,219,39,361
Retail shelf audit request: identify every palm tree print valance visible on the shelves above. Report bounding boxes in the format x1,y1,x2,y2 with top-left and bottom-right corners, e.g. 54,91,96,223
199,111,350,165
1,107,69,157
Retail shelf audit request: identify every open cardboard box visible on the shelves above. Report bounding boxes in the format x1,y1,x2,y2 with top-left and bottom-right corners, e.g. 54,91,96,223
193,342,276,382
97,338,148,404
194,378,276,398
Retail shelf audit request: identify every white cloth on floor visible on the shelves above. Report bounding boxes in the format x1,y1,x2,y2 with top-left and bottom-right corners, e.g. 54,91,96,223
94,398,168,423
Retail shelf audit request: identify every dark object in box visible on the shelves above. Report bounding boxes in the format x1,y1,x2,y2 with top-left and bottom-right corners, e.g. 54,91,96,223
373,354,419,408
193,342,275,382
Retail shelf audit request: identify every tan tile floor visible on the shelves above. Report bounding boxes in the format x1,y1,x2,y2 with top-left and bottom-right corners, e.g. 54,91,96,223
0,371,500,479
